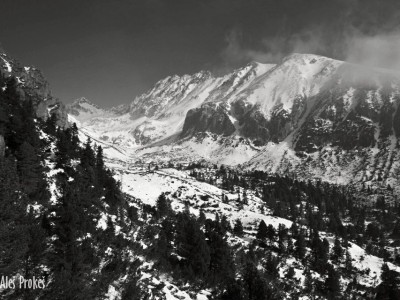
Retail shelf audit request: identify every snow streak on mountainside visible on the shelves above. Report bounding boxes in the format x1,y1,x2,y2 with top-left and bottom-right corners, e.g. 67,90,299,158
68,53,400,193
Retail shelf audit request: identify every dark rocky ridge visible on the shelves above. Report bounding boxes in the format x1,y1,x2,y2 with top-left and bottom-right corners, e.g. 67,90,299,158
0,50,67,127
181,104,235,137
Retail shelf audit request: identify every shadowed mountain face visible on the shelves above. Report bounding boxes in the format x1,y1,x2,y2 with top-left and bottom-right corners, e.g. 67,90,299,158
181,103,236,137
0,51,68,127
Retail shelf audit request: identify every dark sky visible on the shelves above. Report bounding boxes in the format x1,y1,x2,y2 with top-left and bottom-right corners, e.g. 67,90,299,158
1,0,400,107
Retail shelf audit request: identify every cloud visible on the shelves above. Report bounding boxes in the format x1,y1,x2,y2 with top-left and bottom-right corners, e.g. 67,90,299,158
220,29,284,66
217,0,400,72
221,26,400,72
345,32,400,70
220,27,332,68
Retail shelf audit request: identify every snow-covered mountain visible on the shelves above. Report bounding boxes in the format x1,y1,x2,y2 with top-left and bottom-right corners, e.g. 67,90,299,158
69,53,400,193
66,97,114,122
67,61,276,148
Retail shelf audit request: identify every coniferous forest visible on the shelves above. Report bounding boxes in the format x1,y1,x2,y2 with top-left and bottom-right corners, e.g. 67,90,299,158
0,76,132,299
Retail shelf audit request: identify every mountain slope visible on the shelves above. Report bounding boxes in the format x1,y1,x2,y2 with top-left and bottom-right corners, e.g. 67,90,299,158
66,97,115,122
71,62,275,148
69,53,400,194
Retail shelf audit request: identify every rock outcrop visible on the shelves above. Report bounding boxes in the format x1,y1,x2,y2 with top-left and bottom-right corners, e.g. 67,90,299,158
0,50,67,127
181,104,235,137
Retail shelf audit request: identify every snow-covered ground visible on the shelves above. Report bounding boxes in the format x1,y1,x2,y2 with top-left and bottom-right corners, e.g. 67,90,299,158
110,162,291,230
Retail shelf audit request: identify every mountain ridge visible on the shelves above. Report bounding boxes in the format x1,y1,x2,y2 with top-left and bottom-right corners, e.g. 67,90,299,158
67,53,400,195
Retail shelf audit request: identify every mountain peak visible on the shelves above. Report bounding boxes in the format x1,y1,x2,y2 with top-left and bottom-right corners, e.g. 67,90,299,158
72,97,96,106
247,60,270,67
281,53,342,65
66,97,110,122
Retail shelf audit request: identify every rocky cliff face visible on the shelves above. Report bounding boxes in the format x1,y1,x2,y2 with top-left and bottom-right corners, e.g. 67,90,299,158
175,54,400,154
181,103,235,137
0,51,67,126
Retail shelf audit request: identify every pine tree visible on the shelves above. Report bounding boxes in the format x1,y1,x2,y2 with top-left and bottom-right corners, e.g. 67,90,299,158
391,220,400,239
0,156,29,275
48,174,99,298
70,123,80,155
156,229,169,263
295,230,306,258
266,224,276,244
290,222,299,237
287,237,294,254
198,209,206,224
332,236,343,262
256,220,268,240
44,113,58,136
265,252,279,278
344,249,353,275
242,261,259,300
324,264,341,299
95,145,105,186
176,214,210,279
278,223,288,243
156,193,170,218
242,260,275,300
220,214,231,234
80,137,96,168
16,141,47,200
24,208,47,277
207,230,234,284
55,128,72,168
304,267,313,293
375,263,400,299
220,279,244,300
121,276,143,300
242,190,248,205
127,205,138,225
233,219,244,236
